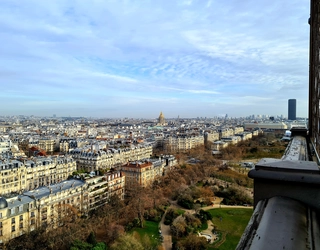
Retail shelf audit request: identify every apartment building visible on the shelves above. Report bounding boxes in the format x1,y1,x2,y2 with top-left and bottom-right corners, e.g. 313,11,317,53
252,130,260,136
38,139,55,154
0,160,27,195
59,139,77,153
23,179,85,229
0,195,37,244
212,141,229,151
219,128,234,139
235,132,253,141
0,179,85,245
0,172,127,245
163,134,204,152
234,126,244,134
220,136,241,145
0,156,77,195
204,131,220,144
0,138,12,154
70,144,153,172
121,160,164,188
25,156,77,190
85,170,125,211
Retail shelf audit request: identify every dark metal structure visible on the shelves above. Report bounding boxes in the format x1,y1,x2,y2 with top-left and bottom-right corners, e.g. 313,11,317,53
309,0,320,156
236,129,320,249
237,1,320,249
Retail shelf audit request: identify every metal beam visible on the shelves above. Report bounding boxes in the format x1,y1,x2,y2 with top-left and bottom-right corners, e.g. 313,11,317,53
309,0,320,155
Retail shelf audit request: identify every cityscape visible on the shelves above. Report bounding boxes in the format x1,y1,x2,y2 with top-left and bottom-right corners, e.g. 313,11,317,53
0,0,317,249
0,100,306,248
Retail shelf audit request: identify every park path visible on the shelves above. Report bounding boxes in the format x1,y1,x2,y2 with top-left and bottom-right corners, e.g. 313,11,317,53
159,199,253,250
201,220,217,243
160,206,172,250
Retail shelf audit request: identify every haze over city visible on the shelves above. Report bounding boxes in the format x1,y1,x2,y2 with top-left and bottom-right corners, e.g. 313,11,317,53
0,0,309,118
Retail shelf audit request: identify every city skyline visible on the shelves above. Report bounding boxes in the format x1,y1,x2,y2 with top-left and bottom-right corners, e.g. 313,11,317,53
0,0,310,118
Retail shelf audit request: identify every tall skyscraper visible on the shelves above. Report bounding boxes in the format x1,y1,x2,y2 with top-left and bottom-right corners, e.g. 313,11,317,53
288,99,296,120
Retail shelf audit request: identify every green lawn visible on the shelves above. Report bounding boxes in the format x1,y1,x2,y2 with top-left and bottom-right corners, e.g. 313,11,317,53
207,208,253,250
130,220,161,246
176,208,186,215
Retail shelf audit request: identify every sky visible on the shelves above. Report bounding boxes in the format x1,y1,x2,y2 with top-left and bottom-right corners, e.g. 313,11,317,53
0,0,310,118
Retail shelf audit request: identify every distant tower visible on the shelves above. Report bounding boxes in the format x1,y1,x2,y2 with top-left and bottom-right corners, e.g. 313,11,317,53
288,99,296,120
158,112,165,125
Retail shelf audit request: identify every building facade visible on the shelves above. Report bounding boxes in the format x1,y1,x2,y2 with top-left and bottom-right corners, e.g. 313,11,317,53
163,134,204,152
0,156,77,195
86,170,125,211
0,173,126,245
70,144,153,172
38,139,55,154
0,138,12,154
288,99,297,120
121,160,164,188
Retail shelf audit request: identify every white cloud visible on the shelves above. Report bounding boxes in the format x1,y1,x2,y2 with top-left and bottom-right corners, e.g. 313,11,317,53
0,0,310,117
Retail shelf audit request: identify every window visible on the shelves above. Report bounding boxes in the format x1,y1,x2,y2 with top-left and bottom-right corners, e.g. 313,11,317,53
19,205,23,212
11,218,15,224
19,215,23,221
19,223,23,229
30,212,35,217
11,226,15,232
10,208,15,215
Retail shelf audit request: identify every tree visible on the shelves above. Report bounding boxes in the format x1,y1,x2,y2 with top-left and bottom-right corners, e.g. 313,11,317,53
171,216,187,237
125,182,155,228
176,234,208,250
164,208,181,225
104,223,125,245
70,239,93,250
86,231,97,246
196,210,212,224
184,213,201,230
177,192,194,209
92,242,107,250
110,234,144,250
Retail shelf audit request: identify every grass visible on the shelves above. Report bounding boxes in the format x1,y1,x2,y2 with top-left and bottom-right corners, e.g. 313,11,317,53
207,208,253,250
176,208,186,215
130,220,161,246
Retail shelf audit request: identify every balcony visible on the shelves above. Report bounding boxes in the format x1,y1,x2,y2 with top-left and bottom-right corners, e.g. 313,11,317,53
237,128,320,249
237,1,320,248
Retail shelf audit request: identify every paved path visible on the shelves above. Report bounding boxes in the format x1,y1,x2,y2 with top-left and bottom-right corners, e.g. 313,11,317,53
159,201,253,250
202,204,253,210
160,207,172,250
200,220,217,243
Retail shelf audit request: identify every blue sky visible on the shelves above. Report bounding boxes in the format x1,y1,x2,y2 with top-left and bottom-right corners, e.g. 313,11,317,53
0,0,310,118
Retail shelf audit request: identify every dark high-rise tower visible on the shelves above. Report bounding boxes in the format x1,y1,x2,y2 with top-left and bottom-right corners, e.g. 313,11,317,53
288,99,296,120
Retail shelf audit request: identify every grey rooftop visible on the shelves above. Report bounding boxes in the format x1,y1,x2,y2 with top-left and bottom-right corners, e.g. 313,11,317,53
23,179,85,199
